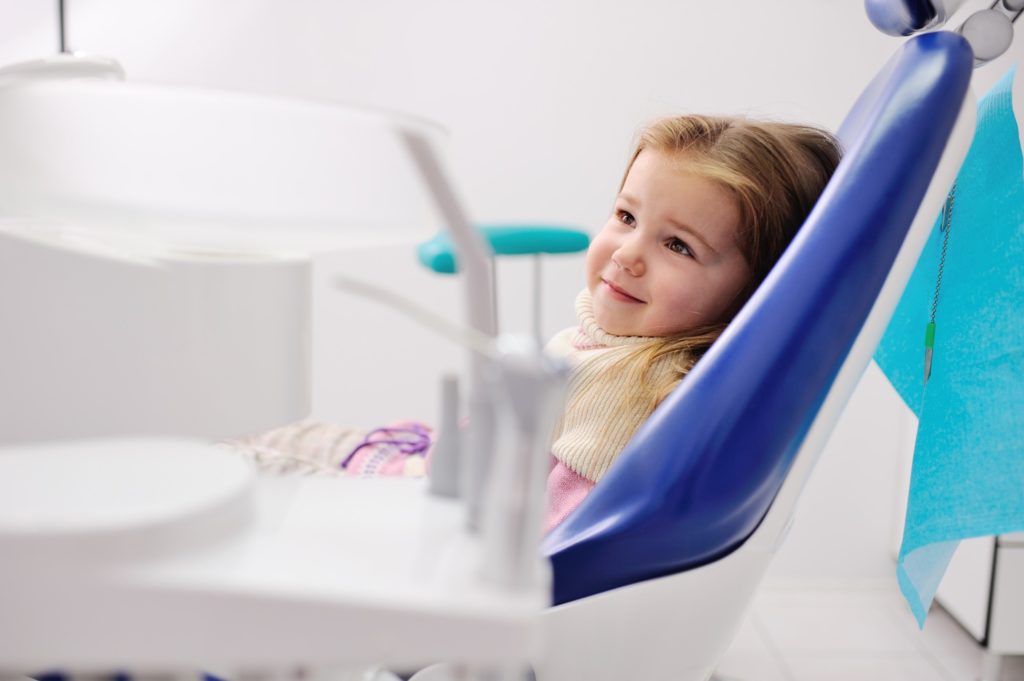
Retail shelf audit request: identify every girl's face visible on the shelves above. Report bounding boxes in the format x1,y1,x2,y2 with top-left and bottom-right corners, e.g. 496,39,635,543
586,149,753,337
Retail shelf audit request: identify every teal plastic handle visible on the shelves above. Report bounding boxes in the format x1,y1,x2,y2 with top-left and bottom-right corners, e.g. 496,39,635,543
417,224,590,274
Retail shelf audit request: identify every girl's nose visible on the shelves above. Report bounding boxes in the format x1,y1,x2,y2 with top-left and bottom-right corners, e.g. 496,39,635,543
612,235,645,276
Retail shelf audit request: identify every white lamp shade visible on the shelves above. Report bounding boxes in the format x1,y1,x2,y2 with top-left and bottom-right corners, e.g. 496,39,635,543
0,57,448,254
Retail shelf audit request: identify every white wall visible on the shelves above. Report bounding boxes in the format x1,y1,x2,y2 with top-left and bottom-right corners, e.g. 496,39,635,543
3,0,1020,584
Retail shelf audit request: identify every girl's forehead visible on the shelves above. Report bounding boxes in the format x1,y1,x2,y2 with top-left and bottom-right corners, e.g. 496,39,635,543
624,150,735,207
626,149,712,189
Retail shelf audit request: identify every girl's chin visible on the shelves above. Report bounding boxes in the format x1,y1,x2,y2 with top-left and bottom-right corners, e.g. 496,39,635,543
594,308,638,337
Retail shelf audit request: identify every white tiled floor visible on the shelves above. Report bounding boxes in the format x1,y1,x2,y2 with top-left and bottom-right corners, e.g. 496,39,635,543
715,583,1024,681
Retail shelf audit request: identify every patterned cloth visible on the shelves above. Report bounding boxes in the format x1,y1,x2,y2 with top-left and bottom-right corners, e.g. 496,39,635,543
221,419,431,478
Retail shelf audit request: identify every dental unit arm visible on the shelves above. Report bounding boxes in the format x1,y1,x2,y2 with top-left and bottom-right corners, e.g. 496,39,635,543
0,54,566,680
867,0,1021,63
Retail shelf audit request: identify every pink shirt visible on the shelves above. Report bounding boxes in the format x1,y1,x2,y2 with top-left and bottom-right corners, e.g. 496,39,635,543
545,457,595,533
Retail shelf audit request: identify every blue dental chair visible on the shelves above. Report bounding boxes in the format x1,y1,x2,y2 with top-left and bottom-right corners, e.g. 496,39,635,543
532,29,977,681
0,14,984,681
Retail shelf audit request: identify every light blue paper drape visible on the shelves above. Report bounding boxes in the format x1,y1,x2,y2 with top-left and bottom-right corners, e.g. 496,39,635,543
874,68,1024,627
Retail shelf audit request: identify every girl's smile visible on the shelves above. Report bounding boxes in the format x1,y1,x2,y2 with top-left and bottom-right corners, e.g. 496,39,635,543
601,278,645,304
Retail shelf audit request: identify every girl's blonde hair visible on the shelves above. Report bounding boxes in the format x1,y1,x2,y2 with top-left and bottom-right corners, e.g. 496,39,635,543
616,114,842,411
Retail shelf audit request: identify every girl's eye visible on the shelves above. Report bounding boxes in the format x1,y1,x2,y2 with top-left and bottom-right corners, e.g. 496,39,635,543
617,210,636,227
667,237,693,257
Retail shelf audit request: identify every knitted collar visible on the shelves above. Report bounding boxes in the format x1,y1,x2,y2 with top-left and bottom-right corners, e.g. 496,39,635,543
575,288,656,348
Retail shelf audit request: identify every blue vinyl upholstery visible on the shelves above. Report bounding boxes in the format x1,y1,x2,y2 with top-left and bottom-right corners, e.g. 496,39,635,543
543,31,973,605
865,0,937,36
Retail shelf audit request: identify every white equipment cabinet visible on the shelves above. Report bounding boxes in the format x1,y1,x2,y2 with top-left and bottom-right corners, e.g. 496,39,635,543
937,534,1024,666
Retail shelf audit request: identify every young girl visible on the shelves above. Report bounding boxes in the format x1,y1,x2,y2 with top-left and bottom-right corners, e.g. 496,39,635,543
543,114,841,531
227,114,841,535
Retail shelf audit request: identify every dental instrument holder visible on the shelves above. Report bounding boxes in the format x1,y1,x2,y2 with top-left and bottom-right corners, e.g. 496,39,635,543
400,132,567,589
399,131,497,534
481,337,569,590
428,374,462,498
413,225,590,510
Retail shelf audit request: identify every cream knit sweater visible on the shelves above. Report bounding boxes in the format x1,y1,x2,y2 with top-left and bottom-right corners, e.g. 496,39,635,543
547,289,686,483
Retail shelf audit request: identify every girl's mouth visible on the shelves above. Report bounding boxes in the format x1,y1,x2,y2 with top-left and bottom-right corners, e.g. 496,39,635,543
602,279,645,303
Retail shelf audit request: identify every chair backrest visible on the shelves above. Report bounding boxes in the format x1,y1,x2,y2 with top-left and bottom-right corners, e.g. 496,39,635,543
543,31,974,605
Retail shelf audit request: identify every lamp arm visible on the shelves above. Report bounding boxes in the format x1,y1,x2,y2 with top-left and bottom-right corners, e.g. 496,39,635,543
399,128,498,531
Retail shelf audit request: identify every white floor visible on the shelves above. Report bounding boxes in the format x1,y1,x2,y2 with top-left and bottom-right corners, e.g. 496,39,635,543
716,582,1024,681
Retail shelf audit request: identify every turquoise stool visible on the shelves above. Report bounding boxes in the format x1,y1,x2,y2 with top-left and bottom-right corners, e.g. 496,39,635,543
417,223,590,338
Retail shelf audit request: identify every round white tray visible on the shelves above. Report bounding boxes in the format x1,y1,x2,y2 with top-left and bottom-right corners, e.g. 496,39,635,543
0,437,254,564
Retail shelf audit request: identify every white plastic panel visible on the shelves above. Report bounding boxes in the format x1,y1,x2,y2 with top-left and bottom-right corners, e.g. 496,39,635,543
935,535,996,642
0,225,312,443
0,438,253,565
0,476,545,671
1001,532,1024,546
989,545,1024,653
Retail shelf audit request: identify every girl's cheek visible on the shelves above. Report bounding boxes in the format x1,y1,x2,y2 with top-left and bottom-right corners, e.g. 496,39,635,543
584,243,604,280
596,227,623,252
587,233,610,260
